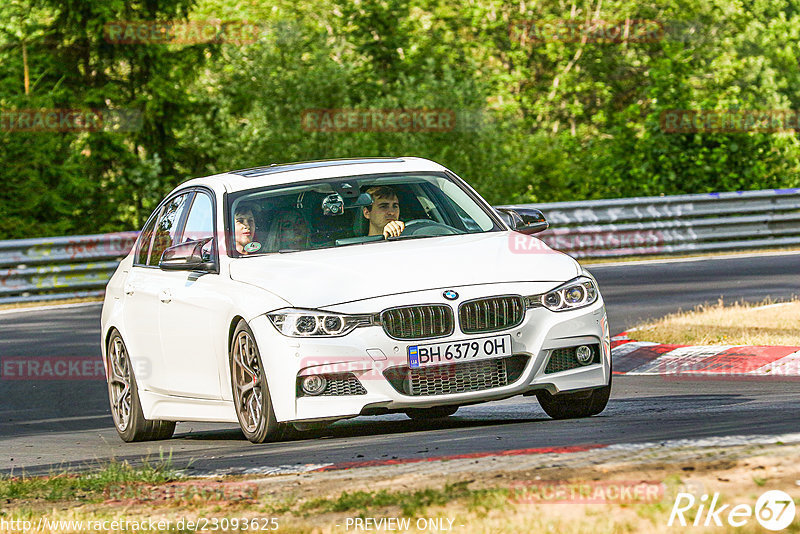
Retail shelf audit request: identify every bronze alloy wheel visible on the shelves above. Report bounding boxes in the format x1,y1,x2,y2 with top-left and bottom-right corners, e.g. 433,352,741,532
108,334,132,432
106,331,175,442
230,320,288,443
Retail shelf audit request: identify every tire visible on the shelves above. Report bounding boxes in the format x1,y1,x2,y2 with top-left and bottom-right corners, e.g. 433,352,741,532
107,331,175,442
230,319,290,443
405,405,459,420
537,370,612,420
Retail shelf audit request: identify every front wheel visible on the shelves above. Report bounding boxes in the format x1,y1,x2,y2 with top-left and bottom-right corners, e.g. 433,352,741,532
537,382,611,419
230,320,290,443
107,331,175,442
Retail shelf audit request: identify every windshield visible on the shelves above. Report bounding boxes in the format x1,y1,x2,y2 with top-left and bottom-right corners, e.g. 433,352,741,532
226,172,501,256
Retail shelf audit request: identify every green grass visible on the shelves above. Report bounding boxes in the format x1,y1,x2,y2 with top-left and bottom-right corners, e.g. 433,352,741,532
0,458,178,501
297,481,479,517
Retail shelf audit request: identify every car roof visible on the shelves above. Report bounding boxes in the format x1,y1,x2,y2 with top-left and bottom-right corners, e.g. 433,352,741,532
173,157,449,194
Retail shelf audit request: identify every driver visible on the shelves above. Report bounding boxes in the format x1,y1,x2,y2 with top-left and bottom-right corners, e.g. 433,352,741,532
362,186,405,238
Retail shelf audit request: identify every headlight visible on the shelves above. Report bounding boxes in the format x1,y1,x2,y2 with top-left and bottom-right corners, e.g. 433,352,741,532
267,308,373,337
525,276,599,312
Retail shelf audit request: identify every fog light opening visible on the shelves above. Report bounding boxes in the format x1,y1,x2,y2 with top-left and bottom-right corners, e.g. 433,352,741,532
575,345,593,365
301,375,327,396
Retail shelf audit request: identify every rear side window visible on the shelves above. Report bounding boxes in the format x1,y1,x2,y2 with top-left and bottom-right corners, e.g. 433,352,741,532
135,208,161,265
148,194,190,266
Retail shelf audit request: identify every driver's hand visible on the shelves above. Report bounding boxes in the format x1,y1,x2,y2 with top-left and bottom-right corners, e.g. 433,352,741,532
383,220,405,238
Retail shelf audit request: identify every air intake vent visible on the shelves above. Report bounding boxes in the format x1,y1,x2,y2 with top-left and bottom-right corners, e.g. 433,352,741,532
459,295,525,334
296,373,367,397
383,355,529,396
381,305,454,340
544,344,600,374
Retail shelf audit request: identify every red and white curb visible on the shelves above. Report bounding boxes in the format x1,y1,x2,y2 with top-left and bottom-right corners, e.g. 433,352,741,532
611,333,800,377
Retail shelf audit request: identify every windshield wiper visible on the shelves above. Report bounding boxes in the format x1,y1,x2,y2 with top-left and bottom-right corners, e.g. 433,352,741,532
386,234,440,242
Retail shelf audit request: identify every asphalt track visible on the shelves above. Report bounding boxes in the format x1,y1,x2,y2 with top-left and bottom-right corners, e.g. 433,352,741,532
1,252,799,475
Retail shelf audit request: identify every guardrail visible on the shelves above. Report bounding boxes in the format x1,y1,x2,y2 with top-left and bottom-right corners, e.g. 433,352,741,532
0,233,138,304
507,188,800,258
1,188,799,304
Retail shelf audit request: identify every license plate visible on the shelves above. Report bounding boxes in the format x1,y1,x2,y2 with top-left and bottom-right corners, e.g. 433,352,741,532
408,334,513,369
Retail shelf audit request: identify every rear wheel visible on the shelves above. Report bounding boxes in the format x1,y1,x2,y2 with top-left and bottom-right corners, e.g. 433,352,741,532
107,331,175,442
405,405,459,420
230,320,290,443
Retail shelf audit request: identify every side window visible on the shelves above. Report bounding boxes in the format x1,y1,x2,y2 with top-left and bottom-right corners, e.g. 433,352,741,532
148,194,190,266
181,192,215,260
135,207,161,265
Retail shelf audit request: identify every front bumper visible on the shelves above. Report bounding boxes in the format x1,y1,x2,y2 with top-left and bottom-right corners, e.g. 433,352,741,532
249,285,611,423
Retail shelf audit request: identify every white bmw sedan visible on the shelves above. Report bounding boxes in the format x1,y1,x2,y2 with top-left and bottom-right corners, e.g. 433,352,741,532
101,157,611,443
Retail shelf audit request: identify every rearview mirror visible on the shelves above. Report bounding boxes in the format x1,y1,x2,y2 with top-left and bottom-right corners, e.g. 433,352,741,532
159,238,215,271
322,192,373,216
495,207,549,234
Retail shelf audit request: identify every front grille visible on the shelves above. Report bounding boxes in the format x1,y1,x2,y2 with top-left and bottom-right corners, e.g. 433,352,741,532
296,373,367,397
544,344,600,374
459,295,525,334
383,355,529,396
381,305,454,340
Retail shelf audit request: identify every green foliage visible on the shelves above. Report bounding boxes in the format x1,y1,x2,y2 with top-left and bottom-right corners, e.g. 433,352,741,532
2,0,800,238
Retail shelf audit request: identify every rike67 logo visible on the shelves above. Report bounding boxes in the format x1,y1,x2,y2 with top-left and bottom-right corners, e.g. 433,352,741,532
669,490,796,530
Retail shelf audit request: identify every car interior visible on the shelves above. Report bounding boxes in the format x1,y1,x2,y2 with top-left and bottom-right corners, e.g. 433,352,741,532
232,178,484,255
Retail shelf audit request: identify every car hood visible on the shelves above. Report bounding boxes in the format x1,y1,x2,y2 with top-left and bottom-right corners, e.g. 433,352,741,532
228,231,579,309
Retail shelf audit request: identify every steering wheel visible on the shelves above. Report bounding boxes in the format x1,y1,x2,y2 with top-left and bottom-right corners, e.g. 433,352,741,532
400,219,461,237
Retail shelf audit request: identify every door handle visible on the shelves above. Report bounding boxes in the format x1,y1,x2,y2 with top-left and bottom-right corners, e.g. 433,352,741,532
159,289,172,303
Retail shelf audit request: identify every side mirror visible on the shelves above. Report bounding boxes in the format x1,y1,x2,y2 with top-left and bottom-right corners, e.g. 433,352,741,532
496,207,549,234
159,238,215,271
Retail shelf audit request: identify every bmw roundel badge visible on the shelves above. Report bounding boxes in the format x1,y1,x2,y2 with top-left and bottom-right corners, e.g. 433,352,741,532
443,290,459,300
